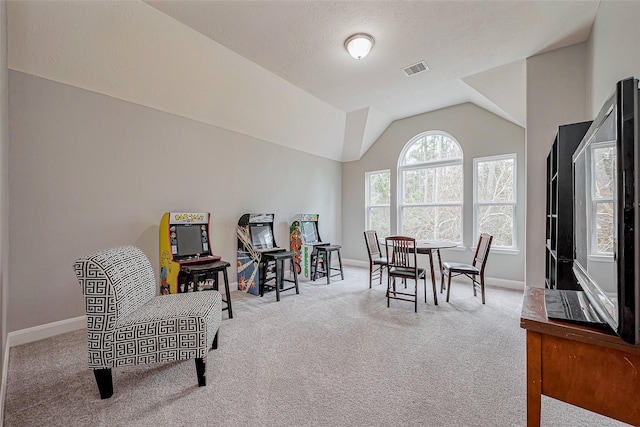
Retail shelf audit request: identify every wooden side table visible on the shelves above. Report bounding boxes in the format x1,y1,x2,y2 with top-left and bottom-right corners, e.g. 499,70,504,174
520,287,640,426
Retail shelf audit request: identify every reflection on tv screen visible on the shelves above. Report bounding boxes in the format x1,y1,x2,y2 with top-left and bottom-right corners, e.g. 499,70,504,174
250,225,274,249
301,221,319,243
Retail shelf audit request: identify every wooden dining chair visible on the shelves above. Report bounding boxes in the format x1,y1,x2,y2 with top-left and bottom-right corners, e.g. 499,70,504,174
385,236,434,312
364,230,388,288
441,233,493,304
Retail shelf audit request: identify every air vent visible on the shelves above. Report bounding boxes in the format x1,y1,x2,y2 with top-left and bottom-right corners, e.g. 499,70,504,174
403,61,429,77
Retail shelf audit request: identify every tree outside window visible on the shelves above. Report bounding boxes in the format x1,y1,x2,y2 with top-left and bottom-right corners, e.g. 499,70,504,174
366,170,390,238
398,132,463,242
474,154,516,248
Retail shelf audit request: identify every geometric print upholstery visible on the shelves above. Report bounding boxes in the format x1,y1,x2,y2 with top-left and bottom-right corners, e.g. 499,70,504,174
73,246,222,370
113,293,221,367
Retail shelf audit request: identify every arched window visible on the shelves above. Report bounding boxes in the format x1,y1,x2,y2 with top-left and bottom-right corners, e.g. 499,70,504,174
398,131,463,243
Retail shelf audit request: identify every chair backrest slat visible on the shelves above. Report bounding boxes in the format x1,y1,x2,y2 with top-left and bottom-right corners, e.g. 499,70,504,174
385,236,417,269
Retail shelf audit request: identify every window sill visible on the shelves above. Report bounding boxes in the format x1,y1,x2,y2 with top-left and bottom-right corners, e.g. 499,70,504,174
471,246,520,255
444,245,466,252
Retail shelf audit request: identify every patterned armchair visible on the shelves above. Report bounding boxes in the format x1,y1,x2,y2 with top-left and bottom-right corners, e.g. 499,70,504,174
73,246,222,399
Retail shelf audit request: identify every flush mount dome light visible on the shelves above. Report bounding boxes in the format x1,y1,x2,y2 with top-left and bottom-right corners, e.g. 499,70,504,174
344,33,374,60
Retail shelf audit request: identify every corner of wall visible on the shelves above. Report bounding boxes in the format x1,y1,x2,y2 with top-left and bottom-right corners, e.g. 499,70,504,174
1,0,10,422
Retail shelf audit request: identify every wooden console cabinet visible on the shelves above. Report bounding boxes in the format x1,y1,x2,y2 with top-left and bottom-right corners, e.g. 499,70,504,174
520,287,640,426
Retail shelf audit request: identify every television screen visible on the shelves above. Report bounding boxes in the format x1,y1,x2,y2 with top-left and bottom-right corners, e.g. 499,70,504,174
301,221,319,244
250,224,274,249
573,104,618,327
176,224,205,257
573,77,640,344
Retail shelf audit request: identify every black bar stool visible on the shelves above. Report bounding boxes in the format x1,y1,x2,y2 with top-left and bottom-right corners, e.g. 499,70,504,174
180,260,233,318
260,251,299,301
312,245,344,284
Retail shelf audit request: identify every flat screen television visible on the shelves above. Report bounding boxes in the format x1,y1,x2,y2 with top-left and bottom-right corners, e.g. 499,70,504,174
572,76,640,344
175,224,208,257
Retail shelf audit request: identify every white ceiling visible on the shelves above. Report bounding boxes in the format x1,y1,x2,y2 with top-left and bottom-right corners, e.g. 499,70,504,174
146,0,600,128
8,1,601,162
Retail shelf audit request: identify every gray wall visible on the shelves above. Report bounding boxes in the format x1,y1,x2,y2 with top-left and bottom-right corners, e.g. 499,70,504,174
525,1,640,289
6,0,640,334
525,43,588,289
342,103,525,284
587,1,640,115
1,0,8,393
7,71,342,332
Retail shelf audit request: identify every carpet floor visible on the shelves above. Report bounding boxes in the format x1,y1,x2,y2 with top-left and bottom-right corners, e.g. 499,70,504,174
3,266,629,426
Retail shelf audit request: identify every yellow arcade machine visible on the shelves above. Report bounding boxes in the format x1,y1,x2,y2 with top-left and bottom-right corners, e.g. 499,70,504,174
159,212,221,295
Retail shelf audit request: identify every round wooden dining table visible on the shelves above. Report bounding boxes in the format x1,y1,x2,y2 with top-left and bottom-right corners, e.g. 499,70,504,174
415,240,457,293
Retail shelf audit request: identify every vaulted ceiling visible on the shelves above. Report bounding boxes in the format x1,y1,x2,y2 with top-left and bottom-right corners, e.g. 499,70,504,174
146,1,599,155
9,1,600,161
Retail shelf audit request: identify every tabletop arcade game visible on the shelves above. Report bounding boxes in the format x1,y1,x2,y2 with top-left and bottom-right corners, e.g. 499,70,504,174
289,214,329,281
237,213,287,295
159,212,222,295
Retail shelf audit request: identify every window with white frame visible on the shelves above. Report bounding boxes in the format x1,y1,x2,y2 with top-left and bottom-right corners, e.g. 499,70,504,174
366,170,390,238
398,132,463,242
590,142,615,255
474,154,516,248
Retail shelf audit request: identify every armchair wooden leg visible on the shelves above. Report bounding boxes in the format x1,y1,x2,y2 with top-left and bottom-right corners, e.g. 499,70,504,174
480,274,486,304
212,330,219,350
446,271,452,302
93,368,113,399
195,357,206,387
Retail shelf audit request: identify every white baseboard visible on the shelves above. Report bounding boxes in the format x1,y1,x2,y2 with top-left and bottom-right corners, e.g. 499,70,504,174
343,258,524,290
7,315,86,348
486,277,524,290
343,258,369,268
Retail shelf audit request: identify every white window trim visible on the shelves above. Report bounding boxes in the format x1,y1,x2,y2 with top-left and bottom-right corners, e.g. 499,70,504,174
473,153,517,250
588,253,614,262
397,130,464,243
365,169,390,234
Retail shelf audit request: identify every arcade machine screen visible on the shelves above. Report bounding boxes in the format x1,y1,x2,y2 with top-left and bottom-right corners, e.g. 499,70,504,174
301,221,319,244
176,224,205,257
250,224,274,250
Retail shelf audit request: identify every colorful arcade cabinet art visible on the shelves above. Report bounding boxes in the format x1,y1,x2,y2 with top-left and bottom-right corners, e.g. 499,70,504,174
237,213,285,295
159,212,221,294
289,214,329,281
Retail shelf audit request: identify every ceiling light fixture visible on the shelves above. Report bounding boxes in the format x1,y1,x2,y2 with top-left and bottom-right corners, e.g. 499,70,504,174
344,33,374,60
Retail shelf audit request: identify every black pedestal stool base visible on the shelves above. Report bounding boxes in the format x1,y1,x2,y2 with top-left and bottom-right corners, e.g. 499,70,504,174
260,251,299,301
312,245,344,284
